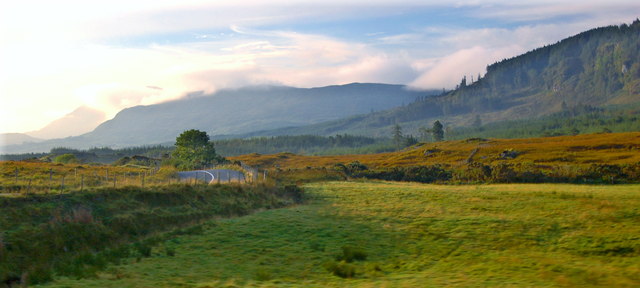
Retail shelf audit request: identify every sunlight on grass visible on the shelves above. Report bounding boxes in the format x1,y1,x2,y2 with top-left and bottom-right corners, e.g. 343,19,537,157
38,181,640,287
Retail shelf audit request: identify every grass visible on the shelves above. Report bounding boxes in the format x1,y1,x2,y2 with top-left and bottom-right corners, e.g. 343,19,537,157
1,183,299,285
231,132,640,169
0,161,177,194
36,181,640,287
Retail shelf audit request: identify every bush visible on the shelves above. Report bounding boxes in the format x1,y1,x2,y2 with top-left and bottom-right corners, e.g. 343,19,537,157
53,154,78,164
255,268,272,281
324,261,356,278
337,245,368,262
360,165,452,183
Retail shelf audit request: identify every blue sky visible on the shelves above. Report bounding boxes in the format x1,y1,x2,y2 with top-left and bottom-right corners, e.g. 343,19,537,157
1,0,639,136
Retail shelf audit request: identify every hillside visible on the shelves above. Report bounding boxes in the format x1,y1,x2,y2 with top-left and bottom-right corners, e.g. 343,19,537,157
247,20,640,138
1,83,432,153
26,106,106,139
0,133,43,147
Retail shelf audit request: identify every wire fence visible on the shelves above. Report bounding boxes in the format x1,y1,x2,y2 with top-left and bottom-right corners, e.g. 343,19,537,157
1,161,267,195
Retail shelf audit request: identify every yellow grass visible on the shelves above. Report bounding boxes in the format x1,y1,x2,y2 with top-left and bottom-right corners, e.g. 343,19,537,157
0,161,175,194
231,132,640,169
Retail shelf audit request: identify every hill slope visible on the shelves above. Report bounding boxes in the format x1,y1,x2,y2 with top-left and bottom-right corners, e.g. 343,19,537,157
250,20,640,137
26,106,106,139
0,133,43,147
3,83,433,153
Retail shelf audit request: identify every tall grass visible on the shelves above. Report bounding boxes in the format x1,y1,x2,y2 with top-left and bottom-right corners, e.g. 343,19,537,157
0,161,178,194
0,183,302,285
36,181,640,287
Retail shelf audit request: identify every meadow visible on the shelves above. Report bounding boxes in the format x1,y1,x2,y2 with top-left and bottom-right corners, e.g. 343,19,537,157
0,161,177,195
232,132,640,169
232,132,640,185
36,181,640,287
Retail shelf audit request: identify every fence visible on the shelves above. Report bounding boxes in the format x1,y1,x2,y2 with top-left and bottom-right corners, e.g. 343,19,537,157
0,161,268,195
175,162,266,185
0,165,171,195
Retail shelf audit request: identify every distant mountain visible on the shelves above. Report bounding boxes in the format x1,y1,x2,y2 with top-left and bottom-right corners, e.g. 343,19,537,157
27,106,105,139
0,133,43,147
249,20,640,137
2,83,434,153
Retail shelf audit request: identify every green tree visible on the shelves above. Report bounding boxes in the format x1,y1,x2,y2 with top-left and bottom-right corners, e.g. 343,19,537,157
172,129,220,170
473,115,482,128
432,120,444,142
404,135,419,146
53,153,78,164
392,124,403,149
418,126,431,142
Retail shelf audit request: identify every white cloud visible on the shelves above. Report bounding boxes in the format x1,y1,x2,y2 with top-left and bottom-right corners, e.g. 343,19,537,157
409,45,522,89
0,28,420,133
1,0,638,134
406,17,640,89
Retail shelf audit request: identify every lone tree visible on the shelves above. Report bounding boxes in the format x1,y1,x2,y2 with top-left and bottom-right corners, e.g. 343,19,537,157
172,129,220,170
432,120,444,142
392,124,403,149
473,115,482,128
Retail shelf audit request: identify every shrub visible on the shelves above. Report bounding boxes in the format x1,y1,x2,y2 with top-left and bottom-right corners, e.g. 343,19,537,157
337,245,368,262
53,154,78,164
135,242,152,258
324,261,356,278
255,268,272,281
165,246,176,257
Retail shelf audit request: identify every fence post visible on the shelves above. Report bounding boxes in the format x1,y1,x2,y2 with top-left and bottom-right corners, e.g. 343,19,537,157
105,168,109,181
81,175,84,192
15,168,19,184
47,168,53,192
27,179,32,194
113,175,117,188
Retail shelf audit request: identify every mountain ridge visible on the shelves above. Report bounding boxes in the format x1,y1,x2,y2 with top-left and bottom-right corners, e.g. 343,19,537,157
2,83,433,153
241,20,640,137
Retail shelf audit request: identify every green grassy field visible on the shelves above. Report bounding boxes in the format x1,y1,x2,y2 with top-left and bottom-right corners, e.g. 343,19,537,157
37,181,640,287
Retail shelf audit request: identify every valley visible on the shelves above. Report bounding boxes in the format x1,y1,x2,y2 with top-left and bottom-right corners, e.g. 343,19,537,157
1,16,639,288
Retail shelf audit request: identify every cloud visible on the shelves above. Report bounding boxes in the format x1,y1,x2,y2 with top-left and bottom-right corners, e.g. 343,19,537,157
2,0,638,134
409,45,522,89
406,18,638,89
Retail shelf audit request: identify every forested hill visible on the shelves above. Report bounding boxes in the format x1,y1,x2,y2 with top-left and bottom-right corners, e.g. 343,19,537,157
255,20,640,137
450,19,640,117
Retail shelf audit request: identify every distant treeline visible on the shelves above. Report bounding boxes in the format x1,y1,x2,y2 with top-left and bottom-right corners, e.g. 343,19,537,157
214,134,394,156
1,135,394,164
447,103,640,140
3,104,638,163
0,145,170,164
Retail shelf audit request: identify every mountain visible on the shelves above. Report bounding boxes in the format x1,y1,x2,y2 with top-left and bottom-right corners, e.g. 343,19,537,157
2,83,434,153
0,133,43,147
27,106,106,139
244,20,640,138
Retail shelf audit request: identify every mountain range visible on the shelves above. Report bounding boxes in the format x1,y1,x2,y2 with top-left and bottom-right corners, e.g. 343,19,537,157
2,20,639,155
2,83,431,153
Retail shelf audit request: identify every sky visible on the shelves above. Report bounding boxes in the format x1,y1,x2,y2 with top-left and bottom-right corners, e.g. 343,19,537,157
1,0,638,135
